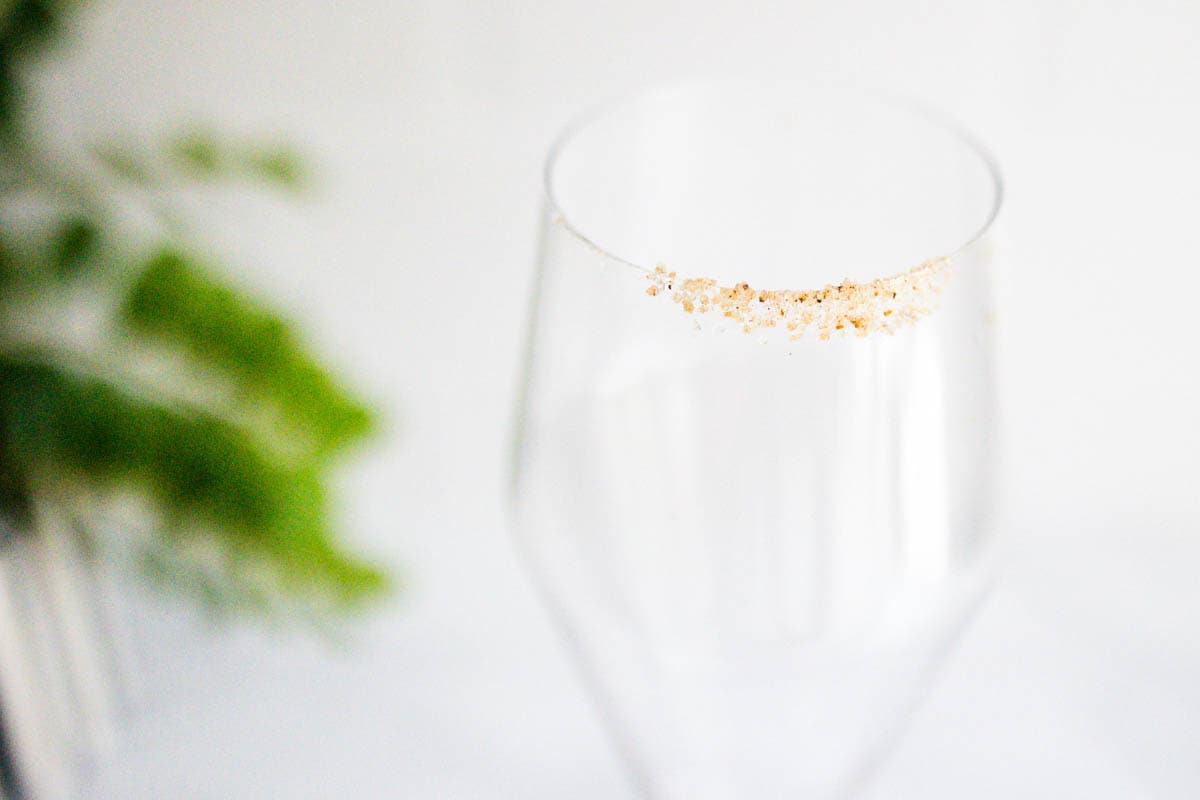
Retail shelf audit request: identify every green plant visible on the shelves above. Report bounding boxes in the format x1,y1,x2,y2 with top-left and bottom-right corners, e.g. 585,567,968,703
0,0,387,615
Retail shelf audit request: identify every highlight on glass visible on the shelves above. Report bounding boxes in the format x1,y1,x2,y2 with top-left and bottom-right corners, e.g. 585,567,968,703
510,80,1002,799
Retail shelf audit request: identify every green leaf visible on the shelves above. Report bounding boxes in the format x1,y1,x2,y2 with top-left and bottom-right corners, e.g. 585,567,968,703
165,129,310,192
0,53,20,134
91,143,154,185
0,231,21,296
0,211,104,298
49,214,99,277
169,128,222,176
0,434,33,530
243,145,307,191
1,1,62,52
0,353,388,606
119,248,375,456
0,0,73,134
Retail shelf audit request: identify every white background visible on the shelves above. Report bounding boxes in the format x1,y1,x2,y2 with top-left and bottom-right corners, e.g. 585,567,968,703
26,0,1200,796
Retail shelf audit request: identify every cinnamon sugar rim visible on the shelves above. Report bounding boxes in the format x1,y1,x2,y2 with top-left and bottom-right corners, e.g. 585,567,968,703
543,83,1004,338
642,257,952,340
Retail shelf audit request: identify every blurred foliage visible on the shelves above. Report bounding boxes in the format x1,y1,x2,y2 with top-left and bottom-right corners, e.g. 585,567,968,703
168,129,308,190
0,0,387,616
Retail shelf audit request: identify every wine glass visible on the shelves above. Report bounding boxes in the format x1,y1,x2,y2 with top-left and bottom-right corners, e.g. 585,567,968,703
510,80,1002,799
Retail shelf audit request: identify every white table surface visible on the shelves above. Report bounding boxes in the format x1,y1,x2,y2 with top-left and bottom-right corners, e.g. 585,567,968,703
25,0,1200,796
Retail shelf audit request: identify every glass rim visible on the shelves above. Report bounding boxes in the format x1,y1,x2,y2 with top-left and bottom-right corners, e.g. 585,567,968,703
542,79,1004,279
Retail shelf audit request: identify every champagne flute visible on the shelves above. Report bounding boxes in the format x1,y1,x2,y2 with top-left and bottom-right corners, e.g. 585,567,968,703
510,80,1002,799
